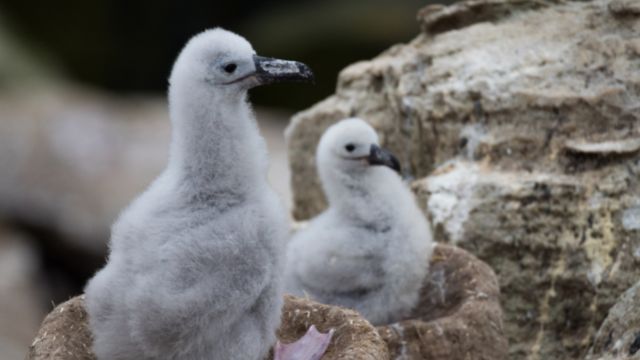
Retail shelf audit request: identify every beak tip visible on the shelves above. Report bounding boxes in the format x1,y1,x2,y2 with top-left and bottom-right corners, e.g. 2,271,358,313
368,144,402,174
253,55,315,85
298,62,315,83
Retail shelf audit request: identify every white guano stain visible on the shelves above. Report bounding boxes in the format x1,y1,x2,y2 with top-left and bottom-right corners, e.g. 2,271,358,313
425,161,479,244
622,206,640,230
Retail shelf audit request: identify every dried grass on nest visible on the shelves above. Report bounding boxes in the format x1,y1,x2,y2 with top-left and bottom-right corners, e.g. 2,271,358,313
27,295,388,360
277,295,389,360
27,295,96,360
377,244,508,360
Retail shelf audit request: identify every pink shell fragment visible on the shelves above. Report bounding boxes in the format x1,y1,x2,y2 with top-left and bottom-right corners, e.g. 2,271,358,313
274,325,334,360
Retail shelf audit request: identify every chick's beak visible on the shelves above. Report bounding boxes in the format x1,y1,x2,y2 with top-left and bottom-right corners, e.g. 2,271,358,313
251,55,314,87
368,144,401,173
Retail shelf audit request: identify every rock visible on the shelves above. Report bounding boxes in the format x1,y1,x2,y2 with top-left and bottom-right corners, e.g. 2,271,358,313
0,87,170,261
0,87,172,306
27,295,389,360
377,244,507,360
285,0,640,358
608,0,640,17
0,224,47,360
417,0,554,35
586,281,640,360
415,157,640,359
564,138,640,155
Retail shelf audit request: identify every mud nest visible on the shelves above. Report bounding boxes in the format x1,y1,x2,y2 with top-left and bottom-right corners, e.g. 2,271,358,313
26,244,505,360
27,295,388,360
377,244,508,360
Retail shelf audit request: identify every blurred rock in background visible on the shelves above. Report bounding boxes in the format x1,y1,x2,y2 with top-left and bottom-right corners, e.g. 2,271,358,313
286,0,640,358
0,225,45,360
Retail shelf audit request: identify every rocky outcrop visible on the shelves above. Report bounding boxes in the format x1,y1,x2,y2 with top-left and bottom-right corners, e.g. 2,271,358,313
285,0,640,358
27,295,389,360
416,159,640,359
378,244,507,360
586,281,640,360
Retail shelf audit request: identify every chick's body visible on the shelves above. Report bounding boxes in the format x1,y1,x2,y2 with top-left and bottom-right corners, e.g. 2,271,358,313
88,176,286,359
285,119,433,325
85,28,312,360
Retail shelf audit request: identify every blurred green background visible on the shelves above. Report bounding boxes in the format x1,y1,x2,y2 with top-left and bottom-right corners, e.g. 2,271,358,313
0,0,440,109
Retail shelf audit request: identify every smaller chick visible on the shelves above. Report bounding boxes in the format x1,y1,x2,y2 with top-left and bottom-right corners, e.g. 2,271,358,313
284,118,434,325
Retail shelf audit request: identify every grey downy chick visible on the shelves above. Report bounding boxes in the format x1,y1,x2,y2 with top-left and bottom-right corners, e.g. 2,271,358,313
284,118,434,325
84,28,313,360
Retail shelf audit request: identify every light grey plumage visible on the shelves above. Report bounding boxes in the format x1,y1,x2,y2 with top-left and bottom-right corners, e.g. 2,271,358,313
284,118,433,325
84,28,312,360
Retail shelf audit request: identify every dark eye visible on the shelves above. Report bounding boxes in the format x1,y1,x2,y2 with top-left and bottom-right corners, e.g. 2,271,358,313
345,144,355,152
223,63,237,74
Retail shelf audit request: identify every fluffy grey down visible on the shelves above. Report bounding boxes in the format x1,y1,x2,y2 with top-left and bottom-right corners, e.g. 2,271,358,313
84,29,289,360
284,118,434,325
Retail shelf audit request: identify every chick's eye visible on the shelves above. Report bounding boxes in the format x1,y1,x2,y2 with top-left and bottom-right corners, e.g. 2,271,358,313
345,144,355,152
223,63,237,74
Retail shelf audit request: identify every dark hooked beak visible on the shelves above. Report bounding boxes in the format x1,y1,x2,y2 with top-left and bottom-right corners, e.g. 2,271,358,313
368,144,401,173
252,55,314,86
